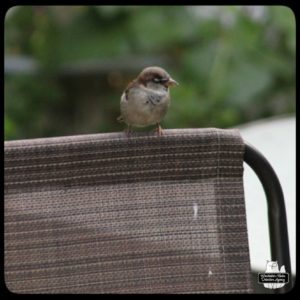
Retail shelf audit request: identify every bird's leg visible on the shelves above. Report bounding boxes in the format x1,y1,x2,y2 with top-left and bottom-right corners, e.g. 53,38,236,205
155,123,163,136
125,125,132,137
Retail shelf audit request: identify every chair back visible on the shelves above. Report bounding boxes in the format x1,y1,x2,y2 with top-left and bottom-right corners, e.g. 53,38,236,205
5,129,252,293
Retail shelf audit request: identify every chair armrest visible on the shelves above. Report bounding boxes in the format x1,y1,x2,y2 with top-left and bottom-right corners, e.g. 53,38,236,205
244,142,292,293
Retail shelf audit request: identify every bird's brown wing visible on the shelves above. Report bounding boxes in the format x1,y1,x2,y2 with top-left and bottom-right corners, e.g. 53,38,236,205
123,80,137,100
118,80,138,122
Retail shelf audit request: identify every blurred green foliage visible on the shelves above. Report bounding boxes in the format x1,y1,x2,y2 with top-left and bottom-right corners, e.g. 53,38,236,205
5,6,295,140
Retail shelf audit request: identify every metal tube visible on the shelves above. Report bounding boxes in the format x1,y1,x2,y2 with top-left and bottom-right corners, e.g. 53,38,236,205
244,142,292,293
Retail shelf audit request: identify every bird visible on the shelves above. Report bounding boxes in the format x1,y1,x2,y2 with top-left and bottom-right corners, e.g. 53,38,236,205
117,66,178,136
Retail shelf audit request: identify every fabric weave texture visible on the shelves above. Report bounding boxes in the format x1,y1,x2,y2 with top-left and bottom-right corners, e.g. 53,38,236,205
4,128,252,293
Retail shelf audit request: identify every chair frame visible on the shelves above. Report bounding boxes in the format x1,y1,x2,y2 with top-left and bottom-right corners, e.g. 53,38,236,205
244,142,292,293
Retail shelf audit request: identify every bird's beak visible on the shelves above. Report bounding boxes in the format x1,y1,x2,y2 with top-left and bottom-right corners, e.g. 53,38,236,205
167,78,179,87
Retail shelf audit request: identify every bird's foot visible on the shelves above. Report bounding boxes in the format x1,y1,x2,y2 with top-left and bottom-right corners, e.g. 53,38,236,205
124,126,132,137
154,124,163,136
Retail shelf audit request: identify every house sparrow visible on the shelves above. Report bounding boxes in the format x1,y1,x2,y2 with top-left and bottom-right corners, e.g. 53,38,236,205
118,66,178,136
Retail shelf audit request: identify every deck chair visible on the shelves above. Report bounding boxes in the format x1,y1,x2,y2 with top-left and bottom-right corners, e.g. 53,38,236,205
4,128,291,293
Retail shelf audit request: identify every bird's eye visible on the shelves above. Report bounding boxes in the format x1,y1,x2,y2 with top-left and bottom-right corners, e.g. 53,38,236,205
153,78,161,83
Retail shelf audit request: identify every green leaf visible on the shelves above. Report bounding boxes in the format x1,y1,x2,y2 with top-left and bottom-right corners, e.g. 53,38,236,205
227,61,273,105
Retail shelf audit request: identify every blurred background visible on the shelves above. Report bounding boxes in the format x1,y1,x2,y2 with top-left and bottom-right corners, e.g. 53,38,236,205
4,5,295,140
4,5,296,290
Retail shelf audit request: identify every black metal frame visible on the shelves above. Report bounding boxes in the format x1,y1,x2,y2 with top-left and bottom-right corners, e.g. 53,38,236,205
244,142,292,293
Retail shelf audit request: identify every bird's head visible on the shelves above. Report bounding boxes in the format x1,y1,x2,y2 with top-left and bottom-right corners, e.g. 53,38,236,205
137,66,178,90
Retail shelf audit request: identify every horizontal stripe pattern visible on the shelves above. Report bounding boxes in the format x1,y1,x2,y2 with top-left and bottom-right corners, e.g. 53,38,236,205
5,128,252,293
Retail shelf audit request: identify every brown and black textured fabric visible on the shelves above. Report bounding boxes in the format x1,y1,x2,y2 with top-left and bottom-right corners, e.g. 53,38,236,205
4,128,252,293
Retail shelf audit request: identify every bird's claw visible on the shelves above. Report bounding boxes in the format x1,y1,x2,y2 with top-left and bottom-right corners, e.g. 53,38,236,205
154,124,163,136
124,126,132,137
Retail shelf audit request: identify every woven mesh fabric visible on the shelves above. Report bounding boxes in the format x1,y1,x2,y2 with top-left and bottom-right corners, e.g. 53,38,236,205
4,128,252,293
